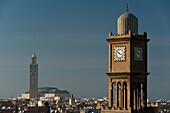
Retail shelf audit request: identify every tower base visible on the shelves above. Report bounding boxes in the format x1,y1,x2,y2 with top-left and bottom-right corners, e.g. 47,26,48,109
101,106,155,113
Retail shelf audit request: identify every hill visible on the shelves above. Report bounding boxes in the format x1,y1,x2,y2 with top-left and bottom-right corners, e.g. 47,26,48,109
25,87,70,94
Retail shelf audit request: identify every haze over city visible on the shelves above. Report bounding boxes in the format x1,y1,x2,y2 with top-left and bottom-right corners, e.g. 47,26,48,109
0,0,169,100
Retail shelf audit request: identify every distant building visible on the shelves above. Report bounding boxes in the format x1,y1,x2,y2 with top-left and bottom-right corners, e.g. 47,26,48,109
25,102,50,113
20,87,71,100
30,51,38,99
155,99,170,113
44,93,70,98
69,94,74,105
21,93,30,99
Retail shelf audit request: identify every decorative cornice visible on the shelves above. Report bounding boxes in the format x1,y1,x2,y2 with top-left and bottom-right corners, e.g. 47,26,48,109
106,72,150,76
106,37,150,43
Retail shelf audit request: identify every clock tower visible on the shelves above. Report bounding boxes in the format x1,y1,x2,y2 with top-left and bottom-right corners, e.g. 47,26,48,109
30,51,38,99
101,10,153,113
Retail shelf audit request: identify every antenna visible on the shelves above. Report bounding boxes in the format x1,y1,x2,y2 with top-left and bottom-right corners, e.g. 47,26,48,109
126,4,129,12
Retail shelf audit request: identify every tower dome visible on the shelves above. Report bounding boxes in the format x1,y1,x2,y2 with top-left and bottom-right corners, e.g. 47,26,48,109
117,13,138,35
32,51,36,58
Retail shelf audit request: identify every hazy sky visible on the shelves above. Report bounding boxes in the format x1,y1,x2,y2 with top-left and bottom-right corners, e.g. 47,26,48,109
0,0,169,100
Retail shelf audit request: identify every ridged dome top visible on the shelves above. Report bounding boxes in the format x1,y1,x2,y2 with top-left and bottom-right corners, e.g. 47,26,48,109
117,13,138,35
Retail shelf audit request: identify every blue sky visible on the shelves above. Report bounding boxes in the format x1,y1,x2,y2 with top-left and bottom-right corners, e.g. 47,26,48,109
0,0,169,100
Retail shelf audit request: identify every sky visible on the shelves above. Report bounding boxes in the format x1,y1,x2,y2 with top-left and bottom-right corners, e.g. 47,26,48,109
0,0,169,100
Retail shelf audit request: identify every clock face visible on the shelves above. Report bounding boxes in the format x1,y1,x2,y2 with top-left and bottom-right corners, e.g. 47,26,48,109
114,46,126,61
134,47,143,61
31,70,36,76
136,50,141,58
32,71,35,75
116,49,123,58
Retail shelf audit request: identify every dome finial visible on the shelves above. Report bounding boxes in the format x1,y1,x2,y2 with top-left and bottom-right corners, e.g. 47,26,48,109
33,50,35,55
32,49,36,57
126,4,129,12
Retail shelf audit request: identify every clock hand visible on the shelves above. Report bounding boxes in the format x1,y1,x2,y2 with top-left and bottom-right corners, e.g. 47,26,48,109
137,52,140,56
118,52,122,55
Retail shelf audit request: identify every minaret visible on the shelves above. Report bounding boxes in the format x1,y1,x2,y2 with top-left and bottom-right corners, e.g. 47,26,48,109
30,51,38,99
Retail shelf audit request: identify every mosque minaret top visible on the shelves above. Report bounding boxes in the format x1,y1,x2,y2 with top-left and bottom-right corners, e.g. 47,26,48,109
117,5,138,35
32,50,36,58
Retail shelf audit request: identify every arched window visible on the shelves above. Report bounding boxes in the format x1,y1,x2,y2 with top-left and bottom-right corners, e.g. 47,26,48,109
137,82,141,109
112,82,115,107
141,82,144,109
117,82,121,108
123,82,127,109
133,82,136,110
